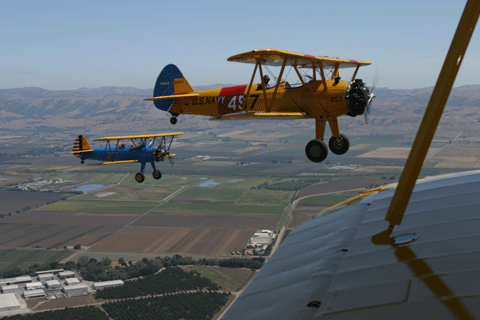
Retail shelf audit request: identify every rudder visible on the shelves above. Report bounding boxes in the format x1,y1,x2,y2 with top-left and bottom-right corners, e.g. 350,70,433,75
72,135,91,156
153,64,193,112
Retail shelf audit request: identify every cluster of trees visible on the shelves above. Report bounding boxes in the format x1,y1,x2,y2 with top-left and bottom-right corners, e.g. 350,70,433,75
218,257,265,269
102,292,230,320
253,178,329,191
2,306,108,320
271,159,293,164
0,254,265,282
95,267,219,300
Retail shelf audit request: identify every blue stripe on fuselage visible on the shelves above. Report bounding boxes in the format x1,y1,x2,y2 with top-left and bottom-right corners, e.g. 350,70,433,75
81,145,156,163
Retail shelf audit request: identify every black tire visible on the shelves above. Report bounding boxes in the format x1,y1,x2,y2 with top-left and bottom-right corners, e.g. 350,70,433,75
80,160,84,164
305,139,328,163
152,170,162,180
170,117,177,125
135,172,145,183
328,134,350,155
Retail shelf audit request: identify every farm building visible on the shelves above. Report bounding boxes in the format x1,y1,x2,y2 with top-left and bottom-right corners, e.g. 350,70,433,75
23,289,45,299
37,273,54,281
25,282,44,291
36,269,64,275
93,280,124,290
45,280,61,289
0,276,32,287
15,276,33,284
1,285,18,293
64,278,80,285
63,283,88,296
58,271,75,279
0,293,20,312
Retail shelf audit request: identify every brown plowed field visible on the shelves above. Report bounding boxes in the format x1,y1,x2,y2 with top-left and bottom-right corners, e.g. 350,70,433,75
89,226,254,256
287,213,317,229
1,209,140,226
0,223,120,248
131,212,280,229
296,178,389,198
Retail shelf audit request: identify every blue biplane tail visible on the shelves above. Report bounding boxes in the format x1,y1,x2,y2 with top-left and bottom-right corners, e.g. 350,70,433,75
153,64,194,112
72,135,92,157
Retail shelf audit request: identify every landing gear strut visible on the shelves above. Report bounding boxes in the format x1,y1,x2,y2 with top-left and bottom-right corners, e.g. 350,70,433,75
328,134,350,155
135,172,145,183
305,139,328,163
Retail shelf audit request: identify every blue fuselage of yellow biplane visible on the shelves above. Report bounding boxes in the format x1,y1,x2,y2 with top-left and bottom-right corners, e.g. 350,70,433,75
80,145,156,163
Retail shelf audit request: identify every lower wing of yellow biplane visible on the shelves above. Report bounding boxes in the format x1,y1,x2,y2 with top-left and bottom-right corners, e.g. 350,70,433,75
209,111,310,121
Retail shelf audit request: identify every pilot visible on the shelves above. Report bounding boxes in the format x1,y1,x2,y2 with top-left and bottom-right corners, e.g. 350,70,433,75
257,75,271,90
118,143,126,149
263,75,270,88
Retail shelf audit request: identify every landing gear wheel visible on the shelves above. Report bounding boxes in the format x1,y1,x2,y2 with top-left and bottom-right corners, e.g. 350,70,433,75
152,170,162,180
305,139,328,163
328,134,350,155
135,172,145,183
80,160,84,164
170,117,177,125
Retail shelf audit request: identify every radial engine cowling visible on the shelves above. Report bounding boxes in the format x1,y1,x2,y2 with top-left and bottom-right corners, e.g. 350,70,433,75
154,147,167,162
346,79,370,117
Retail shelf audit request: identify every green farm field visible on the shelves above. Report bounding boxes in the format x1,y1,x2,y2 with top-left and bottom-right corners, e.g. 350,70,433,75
39,200,158,213
182,188,244,201
235,190,294,207
161,203,285,215
297,194,354,206
0,249,73,272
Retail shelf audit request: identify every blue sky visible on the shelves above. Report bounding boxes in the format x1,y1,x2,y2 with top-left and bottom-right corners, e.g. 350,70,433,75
1,0,478,90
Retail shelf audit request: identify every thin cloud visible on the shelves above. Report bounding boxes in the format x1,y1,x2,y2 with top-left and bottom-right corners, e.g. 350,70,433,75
15,70,35,74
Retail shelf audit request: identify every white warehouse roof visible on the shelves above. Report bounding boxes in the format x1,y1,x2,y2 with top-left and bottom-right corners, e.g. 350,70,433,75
0,293,20,311
63,283,88,293
58,271,75,278
37,273,54,280
45,280,61,288
36,269,64,275
93,280,124,290
1,285,18,293
65,278,80,285
25,282,43,290
23,289,45,299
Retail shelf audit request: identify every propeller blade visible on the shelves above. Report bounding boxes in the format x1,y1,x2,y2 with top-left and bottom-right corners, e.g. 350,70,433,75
169,156,175,167
363,113,368,131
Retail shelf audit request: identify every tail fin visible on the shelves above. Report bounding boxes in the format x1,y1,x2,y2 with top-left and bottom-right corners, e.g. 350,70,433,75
72,135,91,157
153,64,193,112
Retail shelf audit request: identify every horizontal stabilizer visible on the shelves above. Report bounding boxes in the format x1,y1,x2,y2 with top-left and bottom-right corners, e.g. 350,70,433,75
88,160,139,166
144,93,198,101
210,111,309,121
69,149,93,154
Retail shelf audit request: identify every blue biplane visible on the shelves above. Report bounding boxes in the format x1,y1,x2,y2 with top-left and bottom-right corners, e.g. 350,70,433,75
70,132,183,183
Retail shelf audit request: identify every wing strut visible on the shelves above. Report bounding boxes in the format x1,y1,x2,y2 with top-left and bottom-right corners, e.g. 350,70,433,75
373,0,480,242
244,61,259,110
267,57,288,112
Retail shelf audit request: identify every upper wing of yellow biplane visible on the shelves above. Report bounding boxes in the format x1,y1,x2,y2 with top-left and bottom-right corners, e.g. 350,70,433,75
227,48,371,69
93,132,184,141
210,111,310,121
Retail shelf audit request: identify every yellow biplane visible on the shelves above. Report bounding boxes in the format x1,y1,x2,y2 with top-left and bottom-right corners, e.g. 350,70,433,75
145,49,375,162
